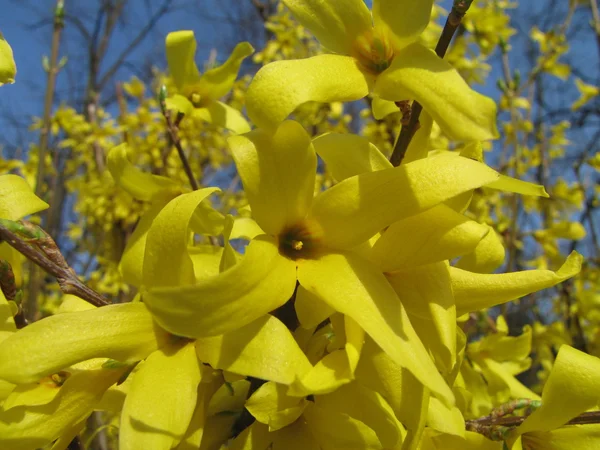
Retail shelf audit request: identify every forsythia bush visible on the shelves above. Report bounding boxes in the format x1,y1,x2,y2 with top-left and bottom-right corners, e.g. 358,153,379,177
0,1,599,449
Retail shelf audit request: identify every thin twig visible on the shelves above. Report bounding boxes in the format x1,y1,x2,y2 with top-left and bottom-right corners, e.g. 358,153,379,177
467,410,600,429
0,221,110,308
389,0,472,166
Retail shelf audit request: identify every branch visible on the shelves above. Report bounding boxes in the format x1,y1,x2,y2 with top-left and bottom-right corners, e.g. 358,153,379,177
0,220,110,309
389,0,472,166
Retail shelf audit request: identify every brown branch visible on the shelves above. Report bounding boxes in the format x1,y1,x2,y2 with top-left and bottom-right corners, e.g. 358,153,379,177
0,221,110,309
389,0,471,166
467,410,600,429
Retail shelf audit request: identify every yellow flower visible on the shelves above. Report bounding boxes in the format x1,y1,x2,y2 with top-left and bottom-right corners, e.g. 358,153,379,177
165,30,254,133
246,0,499,142
140,120,530,406
0,32,16,86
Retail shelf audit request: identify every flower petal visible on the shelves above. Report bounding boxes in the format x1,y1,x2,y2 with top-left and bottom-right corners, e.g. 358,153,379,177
142,188,220,289
0,289,15,340
452,252,583,316
371,95,400,120
228,120,316,235
370,204,488,272
0,303,166,384
166,31,202,90
193,101,250,133
310,153,499,249
0,32,16,85
373,0,434,50
246,381,307,431
403,111,433,164
516,346,600,436
198,42,254,100
281,0,372,54
0,174,48,220
297,251,454,405
486,174,549,197
195,315,312,385
295,284,335,329
313,133,392,181
107,144,182,202
246,55,370,131
454,224,506,273
375,43,499,142
523,424,600,450
144,236,297,338
120,342,201,450
427,396,465,437
165,94,194,117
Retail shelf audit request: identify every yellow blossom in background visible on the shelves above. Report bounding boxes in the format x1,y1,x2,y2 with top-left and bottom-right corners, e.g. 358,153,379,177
0,31,16,86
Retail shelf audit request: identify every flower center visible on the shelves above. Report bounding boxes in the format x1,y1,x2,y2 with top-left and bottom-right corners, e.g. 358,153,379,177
278,220,323,260
352,29,395,74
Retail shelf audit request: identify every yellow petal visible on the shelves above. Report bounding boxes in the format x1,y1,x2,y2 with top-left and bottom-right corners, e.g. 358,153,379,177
107,144,181,202
425,429,503,450
0,174,48,220
517,346,600,435
427,396,465,437
142,188,220,288
246,55,370,131
0,303,167,384
479,358,540,401
195,315,312,385
303,401,383,449
373,0,434,50
198,42,254,100
452,252,583,316
523,424,600,450
295,284,335,329
455,224,506,274
166,31,202,90
486,174,549,197
281,0,372,54
144,237,297,338
375,43,499,142
371,95,400,120
297,251,454,405
120,342,201,450
289,315,364,396
193,101,250,134
370,204,488,272
229,422,272,450
228,120,316,235
0,289,16,341
315,382,404,448
165,94,194,117
310,153,499,249
0,32,16,85
231,217,264,240
387,262,456,374
313,133,392,181
0,366,123,449
403,111,434,164
245,381,307,431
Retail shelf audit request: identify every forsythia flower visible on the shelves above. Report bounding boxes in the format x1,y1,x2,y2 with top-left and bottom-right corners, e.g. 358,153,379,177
0,31,16,86
246,0,499,141
165,30,254,133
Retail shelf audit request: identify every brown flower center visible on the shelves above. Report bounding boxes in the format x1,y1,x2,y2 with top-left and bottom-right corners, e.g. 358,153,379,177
278,220,323,260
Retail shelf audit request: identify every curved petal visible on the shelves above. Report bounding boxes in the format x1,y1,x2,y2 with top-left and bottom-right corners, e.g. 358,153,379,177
107,144,182,202
373,0,434,50
403,111,433,164
371,95,400,120
195,315,312,385
0,303,167,384
198,42,254,100
0,32,16,85
245,381,307,431
193,101,250,133
297,251,454,405
375,43,499,142
0,174,48,220
120,342,201,450
165,31,201,90
455,224,506,274
427,396,465,437
453,252,583,316
370,204,488,272
0,289,15,340
246,55,370,131
486,174,549,197
282,0,372,55
313,133,392,181
144,236,297,338
228,120,316,235
165,94,194,117
142,188,220,289
516,346,600,436
0,366,123,449
310,153,499,250
295,284,335,329
523,424,600,450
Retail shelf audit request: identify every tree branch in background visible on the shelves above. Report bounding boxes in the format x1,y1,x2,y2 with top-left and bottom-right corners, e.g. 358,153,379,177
389,0,472,167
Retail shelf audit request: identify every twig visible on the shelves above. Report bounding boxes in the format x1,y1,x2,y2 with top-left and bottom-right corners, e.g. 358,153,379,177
389,0,472,166
467,409,600,429
0,220,110,308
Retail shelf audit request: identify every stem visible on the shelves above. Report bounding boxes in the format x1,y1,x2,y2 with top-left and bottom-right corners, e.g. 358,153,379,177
467,410,600,429
0,221,110,308
27,0,66,322
389,0,471,166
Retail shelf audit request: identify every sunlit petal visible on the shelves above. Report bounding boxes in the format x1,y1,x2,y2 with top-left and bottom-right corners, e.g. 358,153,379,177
228,121,316,235
486,174,549,197
455,224,506,274
193,101,251,134
246,55,370,131
0,32,16,85
373,0,434,50
165,31,202,90
246,381,307,431
198,42,254,100
0,174,48,220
